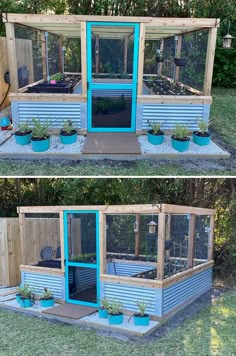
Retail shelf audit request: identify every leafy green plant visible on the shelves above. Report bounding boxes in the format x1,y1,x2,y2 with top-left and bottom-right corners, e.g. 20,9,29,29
148,120,162,134
50,72,63,81
31,118,51,139
136,301,148,316
40,287,54,300
15,121,31,133
173,124,189,139
100,298,110,310
61,120,76,134
19,284,33,299
70,253,96,262
196,118,213,134
108,300,123,315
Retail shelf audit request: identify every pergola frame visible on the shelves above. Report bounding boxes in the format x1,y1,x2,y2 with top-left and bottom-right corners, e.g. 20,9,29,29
17,204,216,291
4,14,219,100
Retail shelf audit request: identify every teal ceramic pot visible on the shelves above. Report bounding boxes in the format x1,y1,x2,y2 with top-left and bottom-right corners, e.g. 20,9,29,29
108,313,123,325
19,298,33,308
16,293,21,304
31,136,50,152
193,131,211,146
147,130,164,145
98,308,108,318
40,298,54,307
60,131,77,145
134,314,150,326
171,136,190,152
0,116,11,128
15,131,32,145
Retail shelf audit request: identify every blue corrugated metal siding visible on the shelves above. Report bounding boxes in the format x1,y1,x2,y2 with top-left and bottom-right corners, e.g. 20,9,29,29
163,268,212,315
104,282,160,315
16,102,81,128
142,104,210,130
72,268,96,289
21,272,65,299
92,89,132,97
106,261,155,277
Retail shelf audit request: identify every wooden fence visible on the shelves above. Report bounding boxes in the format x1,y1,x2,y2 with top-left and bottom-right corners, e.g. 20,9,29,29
0,37,34,109
0,218,60,286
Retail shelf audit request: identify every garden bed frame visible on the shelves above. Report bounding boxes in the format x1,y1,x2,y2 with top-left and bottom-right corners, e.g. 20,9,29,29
18,204,215,320
3,14,219,133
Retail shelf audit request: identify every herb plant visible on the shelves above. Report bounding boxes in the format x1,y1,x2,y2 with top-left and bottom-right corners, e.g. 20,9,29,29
31,118,51,139
173,124,189,139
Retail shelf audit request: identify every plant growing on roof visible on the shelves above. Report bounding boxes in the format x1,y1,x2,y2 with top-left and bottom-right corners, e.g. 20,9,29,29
14,121,32,145
171,124,190,152
30,118,51,152
60,120,77,145
193,118,213,146
147,120,165,145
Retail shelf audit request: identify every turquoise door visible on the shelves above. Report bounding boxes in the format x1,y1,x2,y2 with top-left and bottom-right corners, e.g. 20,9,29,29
87,22,140,132
64,210,99,307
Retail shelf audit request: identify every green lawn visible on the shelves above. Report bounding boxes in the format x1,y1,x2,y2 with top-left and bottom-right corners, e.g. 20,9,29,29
0,87,235,176
0,291,235,356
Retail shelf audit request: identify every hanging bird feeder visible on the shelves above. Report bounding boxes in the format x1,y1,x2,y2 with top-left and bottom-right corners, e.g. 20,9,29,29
223,23,234,49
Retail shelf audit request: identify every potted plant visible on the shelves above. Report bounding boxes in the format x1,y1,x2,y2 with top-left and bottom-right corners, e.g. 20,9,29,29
174,57,187,67
31,118,51,152
40,287,54,307
108,300,123,325
14,121,32,145
171,124,190,152
147,121,164,145
193,119,212,146
156,49,164,63
134,301,150,326
16,284,24,304
19,284,34,308
60,120,77,145
98,298,110,319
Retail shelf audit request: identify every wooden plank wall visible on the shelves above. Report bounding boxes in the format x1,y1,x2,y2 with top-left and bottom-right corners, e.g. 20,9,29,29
0,218,60,286
0,37,34,109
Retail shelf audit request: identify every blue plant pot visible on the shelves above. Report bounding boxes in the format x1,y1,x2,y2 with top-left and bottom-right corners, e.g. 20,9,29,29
31,137,50,152
98,308,108,318
19,298,33,308
60,132,77,145
147,131,164,145
0,117,11,128
193,132,211,146
15,132,32,145
40,298,54,307
16,293,21,304
134,314,150,326
171,136,190,152
108,313,123,325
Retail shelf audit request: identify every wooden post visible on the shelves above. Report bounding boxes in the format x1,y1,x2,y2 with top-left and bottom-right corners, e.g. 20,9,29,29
124,36,128,73
165,214,171,258
174,35,182,82
81,22,87,96
41,31,47,81
158,38,164,76
137,23,145,95
58,35,63,73
59,211,65,272
100,212,107,274
95,35,99,74
187,214,196,269
18,212,25,265
157,213,166,280
5,23,19,92
203,28,217,95
134,214,141,256
208,215,215,260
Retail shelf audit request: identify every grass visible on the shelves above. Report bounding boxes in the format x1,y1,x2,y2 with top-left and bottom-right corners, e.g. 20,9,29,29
0,291,235,356
0,86,235,176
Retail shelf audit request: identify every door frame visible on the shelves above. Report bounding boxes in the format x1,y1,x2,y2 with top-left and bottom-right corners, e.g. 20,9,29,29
63,210,100,307
86,22,140,133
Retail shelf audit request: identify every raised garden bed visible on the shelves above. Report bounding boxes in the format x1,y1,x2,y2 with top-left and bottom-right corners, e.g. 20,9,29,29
143,77,197,96
37,259,61,268
26,75,81,94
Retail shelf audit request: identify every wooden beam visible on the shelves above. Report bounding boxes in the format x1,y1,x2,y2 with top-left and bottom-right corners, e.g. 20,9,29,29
174,35,182,82
5,23,19,92
80,22,87,97
203,28,217,95
41,31,47,81
59,211,65,272
208,215,215,260
137,23,145,95
124,36,128,73
99,212,106,274
58,35,63,73
187,214,196,269
18,213,25,264
9,93,87,102
161,204,216,215
157,213,166,280
158,38,164,76
137,95,212,104
20,264,64,276
134,214,141,256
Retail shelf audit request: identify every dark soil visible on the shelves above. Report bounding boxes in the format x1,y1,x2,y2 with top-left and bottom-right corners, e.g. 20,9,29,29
193,131,211,137
148,130,164,136
171,135,190,142
144,77,195,96
60,130,77,136
31,136,50,141
15,130,32,136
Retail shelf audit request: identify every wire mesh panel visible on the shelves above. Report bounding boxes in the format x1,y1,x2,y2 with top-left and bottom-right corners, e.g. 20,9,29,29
194,215,210,266
47,32,60,77
162,36,175,79
179,30,208,91
15,25,43,87
63,38,81,73
143,40,160,75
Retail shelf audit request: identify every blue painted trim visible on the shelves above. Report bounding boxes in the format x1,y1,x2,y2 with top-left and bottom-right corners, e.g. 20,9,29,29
87,22,140,133
64,210,100,307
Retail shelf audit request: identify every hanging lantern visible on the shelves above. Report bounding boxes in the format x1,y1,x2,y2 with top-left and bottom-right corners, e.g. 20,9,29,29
223,22,234,49
147,220,157,234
